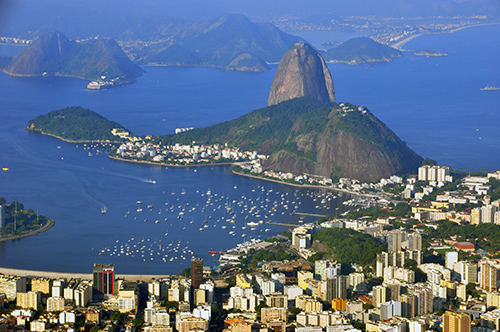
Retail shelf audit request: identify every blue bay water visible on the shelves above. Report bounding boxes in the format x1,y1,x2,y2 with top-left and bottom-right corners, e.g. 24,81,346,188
0,24,499,274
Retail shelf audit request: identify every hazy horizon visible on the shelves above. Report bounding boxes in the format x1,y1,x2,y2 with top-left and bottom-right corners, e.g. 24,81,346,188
1,0,499,39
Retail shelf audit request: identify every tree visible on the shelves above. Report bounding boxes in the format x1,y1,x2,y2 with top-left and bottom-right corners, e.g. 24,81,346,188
132,318,144,328
181,267,191,278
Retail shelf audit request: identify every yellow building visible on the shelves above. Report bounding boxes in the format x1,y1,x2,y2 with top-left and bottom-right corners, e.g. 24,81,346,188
236,274,251,288
31,278,52,295
332,298,348,310
443,311,471,332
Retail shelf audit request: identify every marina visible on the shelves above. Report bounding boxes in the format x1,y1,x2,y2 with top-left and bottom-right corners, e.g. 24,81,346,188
92,178,355,269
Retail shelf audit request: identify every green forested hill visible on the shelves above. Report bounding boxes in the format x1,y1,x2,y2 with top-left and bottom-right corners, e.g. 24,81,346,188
155,97,422,182
27,106,131,142
322,37,402,64
314,228,386,266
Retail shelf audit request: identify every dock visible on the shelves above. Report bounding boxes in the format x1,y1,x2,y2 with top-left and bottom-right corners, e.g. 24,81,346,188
266,221,300,227
290,212,327,218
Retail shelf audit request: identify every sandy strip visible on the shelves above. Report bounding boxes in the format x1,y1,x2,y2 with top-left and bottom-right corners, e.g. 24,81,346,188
392,22,500,50
0,267,174,282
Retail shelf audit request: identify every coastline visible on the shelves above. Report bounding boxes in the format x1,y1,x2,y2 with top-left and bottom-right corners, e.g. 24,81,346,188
231,169,380,199
391,22,500,50
26,128,124,144
108,154,246,168
0,69,137,88
0,267,174,282
0,219,55,243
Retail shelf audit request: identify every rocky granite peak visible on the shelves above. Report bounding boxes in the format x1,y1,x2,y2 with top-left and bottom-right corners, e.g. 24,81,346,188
268,41,335,106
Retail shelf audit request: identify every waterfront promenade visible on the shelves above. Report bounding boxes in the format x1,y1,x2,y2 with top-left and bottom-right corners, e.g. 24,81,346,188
0,267,173,282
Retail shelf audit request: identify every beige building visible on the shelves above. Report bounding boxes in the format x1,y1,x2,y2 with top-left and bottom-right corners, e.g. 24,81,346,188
260,307,287,325
265,293,287,308
47,297,65,312
118,281,138,313
17,291,41,310
177,316,209,332
0,275,26,301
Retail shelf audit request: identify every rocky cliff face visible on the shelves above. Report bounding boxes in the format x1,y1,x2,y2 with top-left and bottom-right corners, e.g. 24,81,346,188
263,106,422,182
268,42,335,106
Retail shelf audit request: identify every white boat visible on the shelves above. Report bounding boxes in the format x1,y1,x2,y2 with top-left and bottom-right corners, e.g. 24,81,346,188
480,85,500,91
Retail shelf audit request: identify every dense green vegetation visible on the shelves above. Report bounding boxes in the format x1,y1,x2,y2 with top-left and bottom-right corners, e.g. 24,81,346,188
334,106,407,157
252,247,295,262
156,97,417,168
322,37,402,64
156,97,330,154
422,220,500,255
28,106,131,142
487,178,500,201
3,31,142,82
0,198,52,237
313,228,385,266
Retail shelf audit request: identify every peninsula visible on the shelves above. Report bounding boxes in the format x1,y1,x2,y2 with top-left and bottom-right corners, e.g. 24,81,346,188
1,31,143,87
27,106,136,143
0,198,55,242
321,37,402,65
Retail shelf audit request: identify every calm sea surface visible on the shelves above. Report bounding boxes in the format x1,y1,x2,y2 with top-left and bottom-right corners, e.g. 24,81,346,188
0,24,499,274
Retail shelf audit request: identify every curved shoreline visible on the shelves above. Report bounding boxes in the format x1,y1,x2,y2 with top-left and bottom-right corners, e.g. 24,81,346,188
0,219,55,243
108,154,246,168
391,22,500,50
26,128,123,144
231,169,380,199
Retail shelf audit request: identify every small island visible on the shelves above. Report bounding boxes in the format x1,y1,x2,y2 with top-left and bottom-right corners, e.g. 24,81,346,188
414,50,449,57
0,198,55,242
26,106,137,143
321,37,402,65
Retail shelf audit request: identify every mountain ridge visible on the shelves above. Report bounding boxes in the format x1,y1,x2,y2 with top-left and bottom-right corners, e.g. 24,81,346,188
138,14,303,72
2,31,143,84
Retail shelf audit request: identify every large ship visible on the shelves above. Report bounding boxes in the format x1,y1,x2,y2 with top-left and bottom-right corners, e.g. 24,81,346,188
480,85,500,91
87,81,114,90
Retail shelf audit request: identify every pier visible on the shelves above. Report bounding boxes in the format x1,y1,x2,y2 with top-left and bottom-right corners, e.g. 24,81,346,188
266,221,301,227
290,212,327,218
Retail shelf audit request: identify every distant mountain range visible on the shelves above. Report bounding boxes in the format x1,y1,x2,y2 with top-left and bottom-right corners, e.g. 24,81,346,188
135,14,302,71
1,0,498,40
1,31,143,84
322,37,402,64
1,14,303,73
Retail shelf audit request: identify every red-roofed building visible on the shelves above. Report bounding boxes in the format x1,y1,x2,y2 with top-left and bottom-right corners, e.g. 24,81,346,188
454,242,475,252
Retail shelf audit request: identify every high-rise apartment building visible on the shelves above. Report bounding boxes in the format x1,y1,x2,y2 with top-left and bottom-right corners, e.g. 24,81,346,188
325,275,347,301
191,257,204,290
443,311,471,332
93,263,115,301
480,260,500,292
